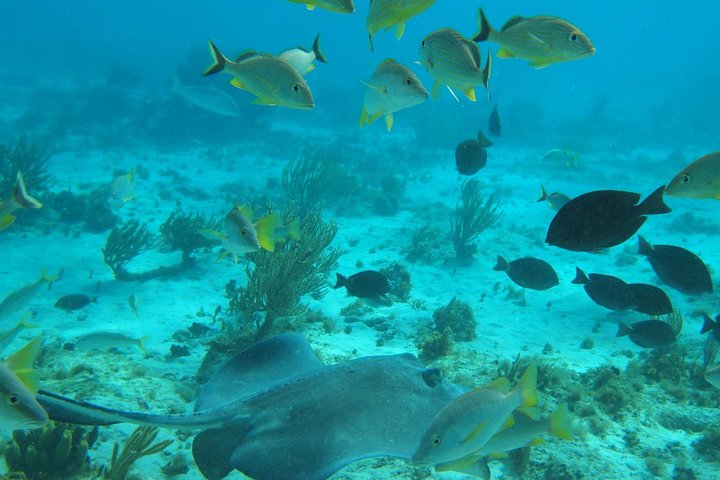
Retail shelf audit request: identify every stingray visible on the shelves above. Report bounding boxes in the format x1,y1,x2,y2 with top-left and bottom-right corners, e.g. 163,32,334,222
37,333,464,480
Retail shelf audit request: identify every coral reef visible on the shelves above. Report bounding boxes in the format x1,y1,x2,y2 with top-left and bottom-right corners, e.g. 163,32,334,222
450,179,502,263
46,186,119,232
416,328,453,362
159,209,221,263
230,207,341,337
692,424,720,462
404,223,446,264
372,175,406,216
2,422,99,479
103,426,173,480
432,297,476,341
379,261,412,302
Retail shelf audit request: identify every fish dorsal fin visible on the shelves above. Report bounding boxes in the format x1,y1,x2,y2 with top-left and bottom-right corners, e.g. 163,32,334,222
486,376,511,393
235,50,272,63
501,16,526,31
236,205,254,220
5,337,42,393
195,333,324,411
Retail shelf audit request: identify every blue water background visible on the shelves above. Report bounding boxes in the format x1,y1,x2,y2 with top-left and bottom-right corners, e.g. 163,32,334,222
1,1,718,149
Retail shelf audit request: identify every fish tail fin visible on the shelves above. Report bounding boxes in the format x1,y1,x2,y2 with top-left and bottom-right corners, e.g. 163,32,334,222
137,336,150,355
637,235,653,257
616,322,632,338
482,50,492,102
6,337,43,392
701,312,718,334
537,185,549,202
334,273,347,289
255,213,279,252
285,217,301,241
571,267,589,285
638,186,671,215
492,255,508,272
202,40,228,77
359,106,368,128
548,404,574,440
473,8,493,42
13,172,43,210
517,363,538,408
312,34,328,63
0,214,16,231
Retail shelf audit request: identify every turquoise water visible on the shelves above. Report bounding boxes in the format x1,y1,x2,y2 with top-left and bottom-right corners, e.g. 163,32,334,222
1,1,719,479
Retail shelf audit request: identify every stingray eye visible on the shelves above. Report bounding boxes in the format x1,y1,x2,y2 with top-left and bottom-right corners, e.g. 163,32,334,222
292,83,300,92
6,393,19,406
432,436,441,447
681,174,691,184
569,32,579,42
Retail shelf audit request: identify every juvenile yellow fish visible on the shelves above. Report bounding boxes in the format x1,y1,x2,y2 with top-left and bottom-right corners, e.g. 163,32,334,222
201,206,278,263
474,9,595,68
665,152,720,199
366,0,436,51
203,41,314,110
287,0,354,14
0,171,42,232
0,337,48,431
278,34,328,76
359,59,429,132
413,363,537,466
418,28,491,102
107,169,135,210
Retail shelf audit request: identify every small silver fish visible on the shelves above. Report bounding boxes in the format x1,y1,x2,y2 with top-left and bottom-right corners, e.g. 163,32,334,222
74,331,148,354
171,75,241,117
0,270,59,322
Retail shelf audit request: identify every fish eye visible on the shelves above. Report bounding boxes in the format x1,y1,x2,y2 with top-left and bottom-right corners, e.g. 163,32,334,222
241,229,247,236
6,394,19,405
405,78,413,85
292,84,300,92
681,174,691,184
421,38,426,47
569,33,579,42
432,436,441,447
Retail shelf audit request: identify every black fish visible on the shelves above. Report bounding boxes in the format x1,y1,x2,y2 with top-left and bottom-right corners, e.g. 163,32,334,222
701,312,720,342
537,185,570,211
476,130,493,148
54,294,96,311
488,104,501,137
627,283,673,316
334,271,389,299
617,320,676,349
493,256,558,291
572,267,635,311
638,236,713,295
546,186,671,252
455,140,487,176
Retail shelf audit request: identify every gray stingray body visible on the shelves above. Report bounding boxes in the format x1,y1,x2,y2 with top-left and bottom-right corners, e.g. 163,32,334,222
37,333,464,480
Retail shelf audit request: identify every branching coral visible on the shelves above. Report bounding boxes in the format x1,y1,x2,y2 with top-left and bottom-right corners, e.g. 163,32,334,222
450,179,502,262
102,222,158,280
281,146,357,214
159,209,221,263
230,207,341,337
0,135,54,195
103,426,172,480
2,422,99,479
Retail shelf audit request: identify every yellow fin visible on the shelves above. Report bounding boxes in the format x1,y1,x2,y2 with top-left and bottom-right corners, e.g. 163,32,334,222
529,437,545,446
497,48,514,58
517,363,538,407
431,81,442,100
500,413,515,431
359,106,368,127
305,3,315,10
137,335,150,355
530,60,552,69
255,213,279,252
284,218,301,241
462,420,488,444
230,78,246,90
517,406,541,420
252,96,277,106
489,451,509,459
549,403,574,440
5,337,42,393
384,114,394,132
0,214,17,231
464,86,477,102
395,22,406,40
487,377,511,393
